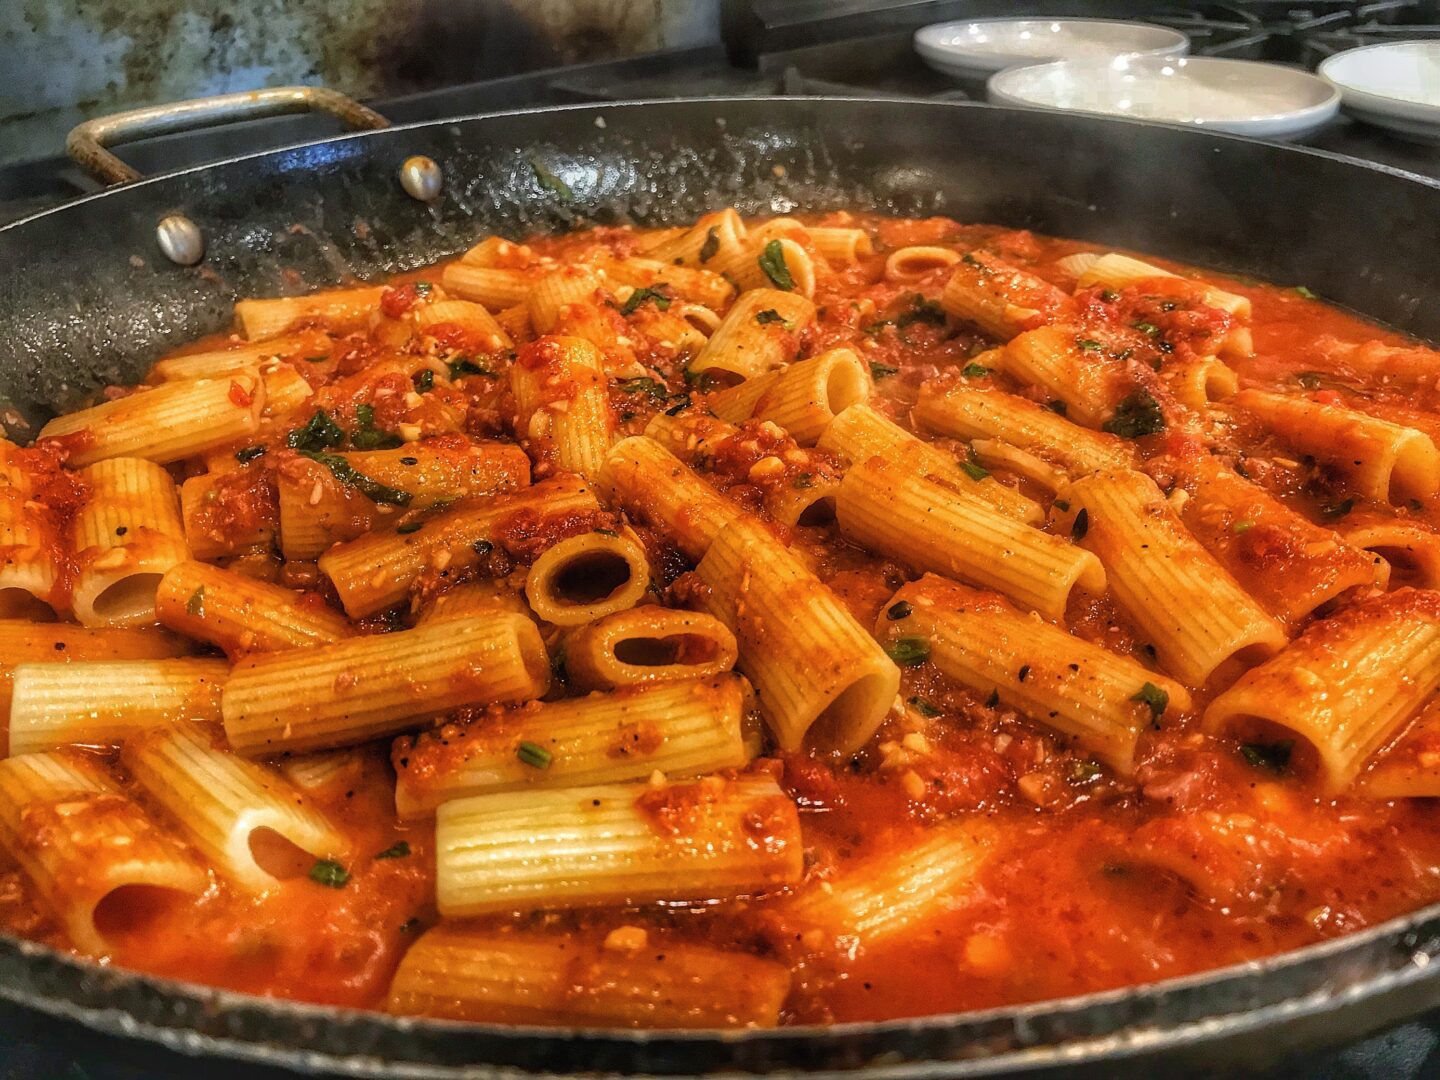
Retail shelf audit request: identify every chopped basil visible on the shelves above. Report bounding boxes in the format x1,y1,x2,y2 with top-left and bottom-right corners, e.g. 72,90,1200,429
1233,519,1256,533
758,239,794,290
907,696,941,718
886,600,912,621
961,252,985,269
984,689,1000,708
958,459,990,482
960,363,991,378
592,527,619,537
1240,741,1293,773
396,522,423,535
375,841,411,860
530,158,573,201
287,409,344,453
617,376,672,404
1130,681,1169,720
472,539,494,556
400,456,418,466
1295,371,1323,389
1100,289,1119,302
309,859,350,888
235,444,266,464
351,403,403,451
1132,321,1162,337
1320,498,1355,520
682,366,719,391
1076,338,1105,352
413,281,433,297
304,354,330,363
885,637,930,666
755,308,787,326
413,369,434,393
620,285,673,316
698,226,720,263
517,740,553,769
1071,507,1090,542
1102,390,1166,439
664,398,691,416
869,362,899,380
1046,400,1068,415
894,297,946,330
185,587,205,618
1294,285,1318,300
301,452,411,507
793,473,814,489
1017,664,1031,682
449,358,498,380
1067,759,1104,785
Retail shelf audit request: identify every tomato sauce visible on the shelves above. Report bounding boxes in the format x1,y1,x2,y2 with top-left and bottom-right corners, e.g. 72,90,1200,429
5,213,1440,1026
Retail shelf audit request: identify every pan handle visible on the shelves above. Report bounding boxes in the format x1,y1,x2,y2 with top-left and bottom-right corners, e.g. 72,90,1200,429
65,86,391,187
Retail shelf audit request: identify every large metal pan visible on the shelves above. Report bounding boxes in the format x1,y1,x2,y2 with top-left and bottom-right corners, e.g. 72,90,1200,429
0,92,1437,1078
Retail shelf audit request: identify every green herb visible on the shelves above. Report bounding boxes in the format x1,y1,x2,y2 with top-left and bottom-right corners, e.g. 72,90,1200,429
961,252,985,269
1233,519,1256,533
517,740,553,769
869,362,899,380
894,297,946,330
758,240,794,290
235,444,267,464
620,285,673,316
1100,289,1119,302
885,637,930,666
1321,498,1355,520
984,689,1000,708
698,226,720,263
396,522,424,535
375,841,411,860
287,409,344,453
185,587,205,618
449,358,498,379
1240,741,1293,773
472,539,494,557
1130,681,1169,720
1046,400,1068,415
886,600,913,621
1076,338,1105,352
530,158,573,201
617,376,672,404
304,354,329,363
1067,759,1104,785
301,452,411,507
907,696,941,718
413,369,434,393
1053,499,1070,512
1132,321,1161,337
1017,664,1031,682
961,362,991,378
682,366,719,391
1294,285,1317,300
1295,371,1323,389
351,403,403,451
793,473,814,489
755,308,787,326
592,527,619,537
1071,507,1090,542
664,398,691,416
309,859,350,888
1102,390,1166,439
400,456,418,466
958,458,990,482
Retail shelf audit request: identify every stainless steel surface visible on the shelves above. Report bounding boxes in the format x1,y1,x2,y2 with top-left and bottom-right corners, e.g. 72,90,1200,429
65,85,391,185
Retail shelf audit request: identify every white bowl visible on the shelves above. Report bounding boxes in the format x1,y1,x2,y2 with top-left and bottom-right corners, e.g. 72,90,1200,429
1319,42,1440,144
988,55,1341,141
915,18,1190,81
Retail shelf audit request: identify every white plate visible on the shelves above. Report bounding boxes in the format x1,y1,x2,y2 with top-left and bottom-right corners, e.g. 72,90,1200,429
915,18,1189,81
988,55,1340,141
1319,42,1440,143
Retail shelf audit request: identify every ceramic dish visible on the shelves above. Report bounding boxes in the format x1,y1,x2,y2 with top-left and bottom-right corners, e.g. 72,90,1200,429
988,55,1341,141
1320,42,1440,144
915,18,1189,81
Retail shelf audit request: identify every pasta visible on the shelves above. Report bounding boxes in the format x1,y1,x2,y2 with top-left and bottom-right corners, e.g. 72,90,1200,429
3,210,1440,1033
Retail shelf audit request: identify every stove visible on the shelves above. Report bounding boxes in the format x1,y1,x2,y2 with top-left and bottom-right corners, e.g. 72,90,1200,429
2,2,1440,1076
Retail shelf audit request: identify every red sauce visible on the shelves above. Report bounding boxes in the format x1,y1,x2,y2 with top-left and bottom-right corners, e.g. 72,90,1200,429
6,213,1440,1029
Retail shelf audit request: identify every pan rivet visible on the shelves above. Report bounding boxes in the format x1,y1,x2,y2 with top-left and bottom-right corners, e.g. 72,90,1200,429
400,155,443,201
156,214,204,266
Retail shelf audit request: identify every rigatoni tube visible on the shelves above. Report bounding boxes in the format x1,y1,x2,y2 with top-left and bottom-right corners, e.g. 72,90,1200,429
563,607,737,691
878,575,1189,773
435,773,802,916
694,518,898,753
155,561,351,655
386,926,791,1028
1205,589,1440,793
707,347,871,445
940,250,1074,340
0,751,206,954
510,336,614,481
688,289,815,386
234,285,385,340
222,614,549,756
595,437,745,562
523,528,650,627
1057,469,1286,685
393,674,752,818
837,455,1105,622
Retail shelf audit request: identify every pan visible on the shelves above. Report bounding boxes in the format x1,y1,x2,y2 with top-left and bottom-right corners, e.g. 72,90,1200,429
0,90,1437,1077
